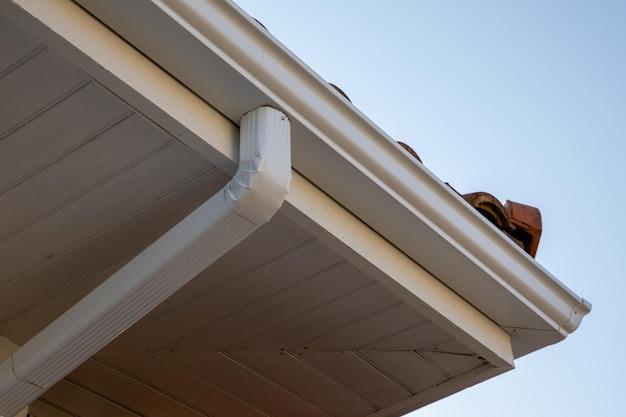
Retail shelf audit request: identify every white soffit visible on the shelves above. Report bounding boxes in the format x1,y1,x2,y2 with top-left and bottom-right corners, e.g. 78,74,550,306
70,0,591,352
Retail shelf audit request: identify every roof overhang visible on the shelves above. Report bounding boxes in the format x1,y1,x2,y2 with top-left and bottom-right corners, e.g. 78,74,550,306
22,0,508,362
0,1,515,414
68,0,590,356
0,0,590,414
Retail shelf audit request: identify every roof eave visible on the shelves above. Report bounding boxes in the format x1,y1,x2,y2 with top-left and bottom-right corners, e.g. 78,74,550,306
75,0,590,356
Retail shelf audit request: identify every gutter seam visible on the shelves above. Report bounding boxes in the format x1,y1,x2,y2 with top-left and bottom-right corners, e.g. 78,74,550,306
9,354,44,390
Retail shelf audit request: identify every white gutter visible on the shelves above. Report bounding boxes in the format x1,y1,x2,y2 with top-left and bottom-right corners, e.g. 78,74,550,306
0,106,291,416
74,0,590,354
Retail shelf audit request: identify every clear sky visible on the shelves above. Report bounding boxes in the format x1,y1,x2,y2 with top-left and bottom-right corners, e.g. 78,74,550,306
235,1,625,416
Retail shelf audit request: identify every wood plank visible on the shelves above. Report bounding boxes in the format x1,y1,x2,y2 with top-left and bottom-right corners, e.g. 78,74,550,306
358,350,446,394
107,240,343,352
364,321,451,351
421,339,484,378
172,262,370,352
67,359,207,417
0,113,169,240
41,379,139,417
29,400,74,417
0,142,211,285
305,304,425,350
420,350,484,378
425,338,475,355
0,48,86,137
0,263,120,344
140,214,312,322
232,351,376,417
0,14,42,75
166,352,329,417
0,170,227,337
300,351,412,409
239,283,400,350
0,82,129,193
97,353,269,417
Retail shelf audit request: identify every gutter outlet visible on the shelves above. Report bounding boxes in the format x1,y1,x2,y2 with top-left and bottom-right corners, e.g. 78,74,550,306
0,106,291,416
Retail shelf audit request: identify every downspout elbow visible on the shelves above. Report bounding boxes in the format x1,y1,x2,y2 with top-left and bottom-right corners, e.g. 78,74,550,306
226,106,291,225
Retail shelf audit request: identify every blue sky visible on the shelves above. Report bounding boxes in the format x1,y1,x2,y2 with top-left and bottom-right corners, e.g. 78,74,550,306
235,1,625,415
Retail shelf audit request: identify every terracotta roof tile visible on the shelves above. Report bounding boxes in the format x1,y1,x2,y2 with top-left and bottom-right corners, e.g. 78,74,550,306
462,192,542,257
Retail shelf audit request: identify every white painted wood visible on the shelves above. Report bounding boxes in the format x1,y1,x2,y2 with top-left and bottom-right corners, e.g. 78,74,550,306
41,379,140,417
305,304,426,351
1,0,239,175
0,114,170,241
425,338,475,355
0,143,210,285
96,353,269,417
0,82,129,193
365,322,452,351
0,170,227,333
135,214,311,324
0,14,42,75
300,351,411,409
359,350,446,394
238,283,402,351
419,338,485,378
172,262,370,352
105,240,343,353
282,174,514,366
0,264,120,345
27,401,72,417
67,360,206,417
504,326,563,358
0,48,86,137
165,352,328,417
420,350,484,379
365,365,504,417
232,351,376,417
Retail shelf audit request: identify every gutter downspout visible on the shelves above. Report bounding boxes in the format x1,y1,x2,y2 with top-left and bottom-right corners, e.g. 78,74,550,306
0,106,291,416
